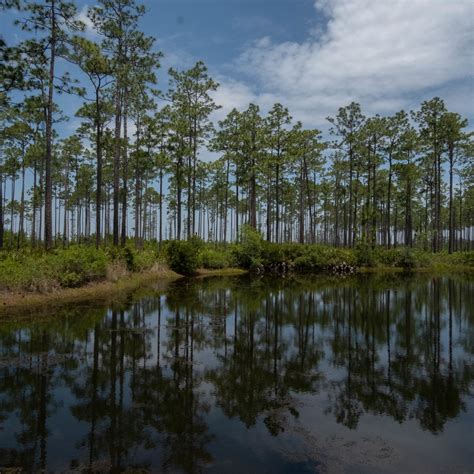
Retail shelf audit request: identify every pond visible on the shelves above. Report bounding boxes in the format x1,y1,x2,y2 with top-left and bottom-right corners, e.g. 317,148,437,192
0,274,473,473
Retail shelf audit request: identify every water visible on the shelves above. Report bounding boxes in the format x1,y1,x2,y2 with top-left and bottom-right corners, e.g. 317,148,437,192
0,274,473,473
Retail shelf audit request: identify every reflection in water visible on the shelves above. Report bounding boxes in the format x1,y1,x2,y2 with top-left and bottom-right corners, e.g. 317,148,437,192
0,275,473,472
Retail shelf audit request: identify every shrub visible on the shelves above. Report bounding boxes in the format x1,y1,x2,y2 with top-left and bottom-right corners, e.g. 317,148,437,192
397,248,417,270
294,246,357,273
447,251,474,267
199,248,229,269
133,248,160,271
50,246,109,287
232,225,264,269
59,271,83,288
0,252,52,291
0,246,110,290
166,240,199,275
261,242,285,267
106,246,136,271
280,243,307,262
373,248,402,266
409,249,431,268
188,235,205,252
355,242,375,267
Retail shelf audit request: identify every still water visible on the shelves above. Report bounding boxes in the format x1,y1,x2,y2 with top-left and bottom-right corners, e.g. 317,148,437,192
0,274,473,473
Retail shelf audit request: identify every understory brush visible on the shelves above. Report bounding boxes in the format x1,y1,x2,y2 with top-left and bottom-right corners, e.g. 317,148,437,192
1,236,472,293
165,237,203,275
0,244,166,291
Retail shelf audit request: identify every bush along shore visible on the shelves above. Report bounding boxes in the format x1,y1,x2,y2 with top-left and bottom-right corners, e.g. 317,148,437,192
1,227,473,297
189,226,474,276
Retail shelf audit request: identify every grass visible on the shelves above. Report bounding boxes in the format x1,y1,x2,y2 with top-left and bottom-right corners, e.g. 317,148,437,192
0,269,178,317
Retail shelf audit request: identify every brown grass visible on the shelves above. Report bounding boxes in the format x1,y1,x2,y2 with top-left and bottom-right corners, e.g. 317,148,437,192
0,266,247,318
0,267,180,317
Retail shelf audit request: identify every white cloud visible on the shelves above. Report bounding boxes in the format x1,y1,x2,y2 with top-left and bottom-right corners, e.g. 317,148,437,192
76,5,97,38
211,77,257,121
231,0,474,127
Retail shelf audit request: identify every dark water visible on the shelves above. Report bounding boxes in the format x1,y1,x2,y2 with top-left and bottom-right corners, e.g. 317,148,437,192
0,274,473,473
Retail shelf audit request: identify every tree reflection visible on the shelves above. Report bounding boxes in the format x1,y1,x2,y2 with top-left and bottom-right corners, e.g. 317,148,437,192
0,274,472,471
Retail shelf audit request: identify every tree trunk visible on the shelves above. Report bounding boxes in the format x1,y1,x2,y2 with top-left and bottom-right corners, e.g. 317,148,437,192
223,158,230,243
121,88,129,246
448,145,454,254
95,87,103,249
0,163,4,248
44,0,56,249
17,159,25,249
348,144,353,247
386,151,393,248
177,155,183,240
298,164,304,244
275,161,280,243
62,158,69,248
159,168,163,245
10,174,15,248
113,84,122,246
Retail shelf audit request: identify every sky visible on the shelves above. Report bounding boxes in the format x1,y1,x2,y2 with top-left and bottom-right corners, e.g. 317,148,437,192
2,0,474,135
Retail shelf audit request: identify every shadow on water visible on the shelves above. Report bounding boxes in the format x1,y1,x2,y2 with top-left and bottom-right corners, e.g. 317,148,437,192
0,273,473,472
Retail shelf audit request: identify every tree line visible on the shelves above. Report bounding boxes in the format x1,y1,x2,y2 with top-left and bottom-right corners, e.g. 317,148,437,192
1,0,473,253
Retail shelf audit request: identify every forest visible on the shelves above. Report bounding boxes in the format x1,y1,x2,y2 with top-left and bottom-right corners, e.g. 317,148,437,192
1,2,474,472
1,0,474,285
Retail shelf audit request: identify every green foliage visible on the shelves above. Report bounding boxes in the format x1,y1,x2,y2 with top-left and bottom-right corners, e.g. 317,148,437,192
0,251,52,291
372,248,402,266
397,248,417,270
49,246,109,287
231,225,264,269
294,246,357,273
199,248,230,269
451,251,474,266
188,235,205,253
133,248,162,271
1,242,473,294
372,247,430,269
0,244,164,291
105,245,162,272
106,246,136,270
0,246,109,290
355,242,376,267
166,240,200,275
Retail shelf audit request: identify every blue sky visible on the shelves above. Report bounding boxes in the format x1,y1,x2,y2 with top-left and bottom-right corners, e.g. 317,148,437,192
2,0,474,135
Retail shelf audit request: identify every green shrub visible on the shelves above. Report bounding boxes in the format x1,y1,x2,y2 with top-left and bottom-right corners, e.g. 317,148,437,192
447,251,474,266
166,240,199,275
373,248,402,266
261,242,285,267
232,225,264,269
59,271,83,288
188,235,205,253
50,246,109,286
410,249,431,268
280,243,307,262
106,246,136,271
0,253,51,290
397,248,417,270
199,248,229,269
133,248,161,271
0,246,109,290
355,242,375,267
294,246,357,272
370,247,433,268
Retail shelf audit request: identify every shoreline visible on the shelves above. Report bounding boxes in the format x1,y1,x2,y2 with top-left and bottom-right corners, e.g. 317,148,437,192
0,265,472,316
0,267,246,316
